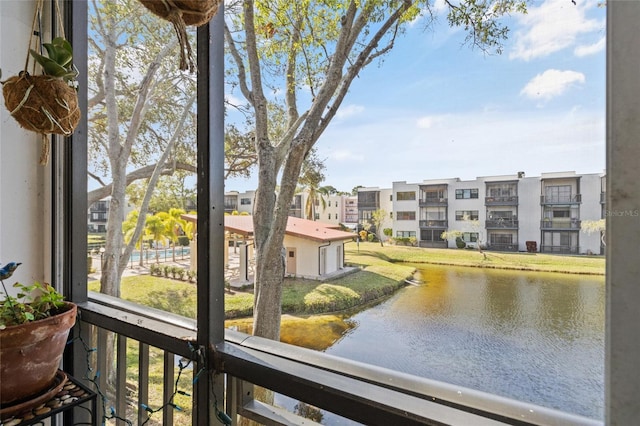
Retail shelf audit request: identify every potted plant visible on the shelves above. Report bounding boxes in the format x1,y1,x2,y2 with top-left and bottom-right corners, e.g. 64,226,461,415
0,262,77,410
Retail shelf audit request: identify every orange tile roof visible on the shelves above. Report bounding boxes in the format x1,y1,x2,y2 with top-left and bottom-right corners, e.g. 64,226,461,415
182,214,356,243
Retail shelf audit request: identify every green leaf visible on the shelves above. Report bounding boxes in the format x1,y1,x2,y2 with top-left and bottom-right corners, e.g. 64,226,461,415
51,36,72,55
29,49,70,77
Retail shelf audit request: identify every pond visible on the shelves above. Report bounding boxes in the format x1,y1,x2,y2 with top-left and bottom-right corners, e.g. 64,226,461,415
322,264,605,421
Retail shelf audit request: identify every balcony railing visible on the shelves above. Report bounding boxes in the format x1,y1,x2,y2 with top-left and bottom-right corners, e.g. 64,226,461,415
485,196,518,205
224,203,238,211
68,293,604,426
540,245,580,254
540,194,582,204
485,219,519,229
419,219,448,228
419,198,448,206
541,219,581,229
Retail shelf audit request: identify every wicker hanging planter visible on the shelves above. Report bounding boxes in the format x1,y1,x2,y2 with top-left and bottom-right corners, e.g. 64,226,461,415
3,73,80,136
139,0,222,72
1,0,80,165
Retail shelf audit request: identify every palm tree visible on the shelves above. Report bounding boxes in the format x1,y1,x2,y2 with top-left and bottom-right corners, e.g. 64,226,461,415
122,210,148,267
303,185,330,221
163,208,187,261
297,150,327,221
145,213,169,262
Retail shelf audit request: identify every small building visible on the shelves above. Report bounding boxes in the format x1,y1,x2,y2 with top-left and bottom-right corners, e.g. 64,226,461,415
182,214,356,282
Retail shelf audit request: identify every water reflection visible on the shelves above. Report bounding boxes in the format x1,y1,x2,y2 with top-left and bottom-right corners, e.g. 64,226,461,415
230,264,605,421
324,264,604,420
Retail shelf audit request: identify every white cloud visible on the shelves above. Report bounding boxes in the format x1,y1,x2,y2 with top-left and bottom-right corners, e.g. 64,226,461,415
509,0,604,61
574,36,606,57
336,104,365,120
520,69,586,101
416,115,446,129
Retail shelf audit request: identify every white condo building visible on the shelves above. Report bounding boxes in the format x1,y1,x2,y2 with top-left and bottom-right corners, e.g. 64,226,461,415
363,171,605,255
225,171,605,255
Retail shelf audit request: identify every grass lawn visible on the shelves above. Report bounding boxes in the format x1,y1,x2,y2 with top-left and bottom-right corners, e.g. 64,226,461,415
89,243,603,320
345,241,605,275
88,250,413,319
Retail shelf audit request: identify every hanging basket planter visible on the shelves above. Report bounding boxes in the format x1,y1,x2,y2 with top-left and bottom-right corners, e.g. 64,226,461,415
2,72,80,137
0,0,80,165
139,0,222,72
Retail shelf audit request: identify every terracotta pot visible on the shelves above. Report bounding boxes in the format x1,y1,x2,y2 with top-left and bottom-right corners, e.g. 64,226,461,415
0,302,77,405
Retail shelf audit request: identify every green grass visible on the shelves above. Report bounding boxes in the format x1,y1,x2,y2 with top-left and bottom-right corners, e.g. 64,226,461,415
89,243,603,322
345,241,605,275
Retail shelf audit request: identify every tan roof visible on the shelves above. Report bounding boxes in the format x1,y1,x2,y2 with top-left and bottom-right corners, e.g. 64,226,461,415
182,214,355,243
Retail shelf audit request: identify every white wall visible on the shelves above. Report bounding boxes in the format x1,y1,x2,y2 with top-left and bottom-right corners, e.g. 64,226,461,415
0,2,49,289
579,173,605,254
518,176,542,251
392,181,419,239
447,179,486,248
283,235,346,279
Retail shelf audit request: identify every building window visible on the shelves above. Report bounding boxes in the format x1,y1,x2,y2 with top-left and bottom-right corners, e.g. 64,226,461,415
490,233,513,244
390,195,393,201
396,191,416,201
241,198,251,205
396,211,416,220
545,185,572,202
455,210,479,221
462,232,479,243
328,214,331,220
487,183,516,197
390,212,393,219
314,213,319,220
455,189,479,199
421,229,445,242
396,231,416,238
423,189,447,202
488,210,513,219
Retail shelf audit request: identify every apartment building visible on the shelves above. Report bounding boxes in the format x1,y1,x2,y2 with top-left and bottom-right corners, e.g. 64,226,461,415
357,186,393,235
361,171,604,254
87,198,110,233
223,190,359,228
224,190,256,215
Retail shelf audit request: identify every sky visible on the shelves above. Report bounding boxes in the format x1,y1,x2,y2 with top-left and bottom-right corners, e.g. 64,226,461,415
225,0,606,194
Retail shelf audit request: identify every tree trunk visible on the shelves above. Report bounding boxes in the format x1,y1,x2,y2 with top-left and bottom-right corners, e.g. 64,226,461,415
251,143,307,340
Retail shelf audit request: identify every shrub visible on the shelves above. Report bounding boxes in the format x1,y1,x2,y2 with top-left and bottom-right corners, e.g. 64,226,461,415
455,237,466,249
149,264,158,276
383,228,392,237
177,236,190,246
187,270,196,283
367,233,375,242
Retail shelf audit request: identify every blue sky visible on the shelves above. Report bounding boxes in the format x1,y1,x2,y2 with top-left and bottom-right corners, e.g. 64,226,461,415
226,0,606,193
